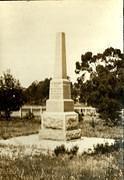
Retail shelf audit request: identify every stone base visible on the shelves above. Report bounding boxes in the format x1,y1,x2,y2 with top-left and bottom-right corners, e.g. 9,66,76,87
39,128,81,141
39,112,81,141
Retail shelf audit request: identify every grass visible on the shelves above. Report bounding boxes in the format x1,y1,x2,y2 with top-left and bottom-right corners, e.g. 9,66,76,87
79,119,123,139
0,117,123,179
0,118,41,140
0,117,122,140
0,144,123,180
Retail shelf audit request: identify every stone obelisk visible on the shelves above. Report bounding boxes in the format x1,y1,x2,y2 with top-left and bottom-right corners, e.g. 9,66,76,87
39,32,81,140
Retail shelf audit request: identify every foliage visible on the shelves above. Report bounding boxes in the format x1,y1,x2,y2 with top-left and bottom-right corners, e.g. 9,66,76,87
75,47,124,124
54,145,79,157
93,142,117,155
92,139,123,155
24,110,34,120
24,78,51,105
75,110,83,122
71,82,80,102
54,144,66,156
79,119,122,139
69,145,79,155
90,116,95,129
0,117,122,140
0,116,123,179
0,118,40,140
0,70,25,120
0,144,123,180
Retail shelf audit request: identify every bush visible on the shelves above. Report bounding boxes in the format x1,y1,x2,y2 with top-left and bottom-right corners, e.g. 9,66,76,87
69,145,79,155
93,143,112,154
25,110,34,120
90,118,95,129
92,139,123,155
54,145,79,156
54,145,66,156
75,110,83,122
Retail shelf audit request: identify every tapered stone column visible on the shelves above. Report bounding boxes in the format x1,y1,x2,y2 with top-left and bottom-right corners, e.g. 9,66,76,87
39,32,81,140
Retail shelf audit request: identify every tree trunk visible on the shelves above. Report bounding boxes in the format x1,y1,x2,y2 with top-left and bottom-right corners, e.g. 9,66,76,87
5,110,10,120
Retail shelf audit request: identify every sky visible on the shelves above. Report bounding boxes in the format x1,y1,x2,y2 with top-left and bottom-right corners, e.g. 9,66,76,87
0,0,123,87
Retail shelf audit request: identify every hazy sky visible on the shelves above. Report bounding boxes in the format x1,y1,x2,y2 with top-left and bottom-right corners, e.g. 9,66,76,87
0,0,123,87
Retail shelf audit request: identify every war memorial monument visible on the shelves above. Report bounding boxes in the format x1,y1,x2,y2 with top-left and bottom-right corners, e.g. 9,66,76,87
39,32,81,141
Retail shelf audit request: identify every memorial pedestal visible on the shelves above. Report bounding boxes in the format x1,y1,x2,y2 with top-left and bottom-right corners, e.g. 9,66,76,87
39,112,81,140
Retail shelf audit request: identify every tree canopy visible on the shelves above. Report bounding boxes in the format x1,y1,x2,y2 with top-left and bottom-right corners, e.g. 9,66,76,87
75,47,124,124
24,78,51,105
0,70,25,119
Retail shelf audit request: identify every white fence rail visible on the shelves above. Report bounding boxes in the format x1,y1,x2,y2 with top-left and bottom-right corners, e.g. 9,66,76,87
2,105,124,121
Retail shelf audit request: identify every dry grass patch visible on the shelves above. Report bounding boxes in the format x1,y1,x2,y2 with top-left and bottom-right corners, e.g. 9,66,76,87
0,144,123,180
0,118,41,140
0,117,122,140
79,119,123,139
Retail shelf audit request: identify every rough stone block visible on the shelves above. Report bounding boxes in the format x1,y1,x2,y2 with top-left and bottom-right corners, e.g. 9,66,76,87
66,129,81,140
39,128,81,141
42,112,78,130
40,112,81,140
66,113,78,130
39,129,65,141
43,113,64,129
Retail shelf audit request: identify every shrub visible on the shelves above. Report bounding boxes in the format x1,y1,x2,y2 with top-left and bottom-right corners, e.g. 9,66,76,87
25,110,34,120
69,145,79,155
75,110,83,122
54,145,79,157
54,145,66,156
92,139,123,155
93,143,111,154
90,118,95,129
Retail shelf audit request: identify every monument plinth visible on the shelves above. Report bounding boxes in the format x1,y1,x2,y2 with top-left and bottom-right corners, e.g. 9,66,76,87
39,32,81,140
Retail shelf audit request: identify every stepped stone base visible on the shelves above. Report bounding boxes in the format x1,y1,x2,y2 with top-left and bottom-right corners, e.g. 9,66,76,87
39,128,81,141
39,112,81,141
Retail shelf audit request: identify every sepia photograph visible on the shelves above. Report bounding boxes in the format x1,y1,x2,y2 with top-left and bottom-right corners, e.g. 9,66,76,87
0,0,123,179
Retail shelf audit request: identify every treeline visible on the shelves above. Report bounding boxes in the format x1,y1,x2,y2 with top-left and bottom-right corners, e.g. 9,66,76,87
0,47,124,124
24,78,51,105
0,70,51,119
